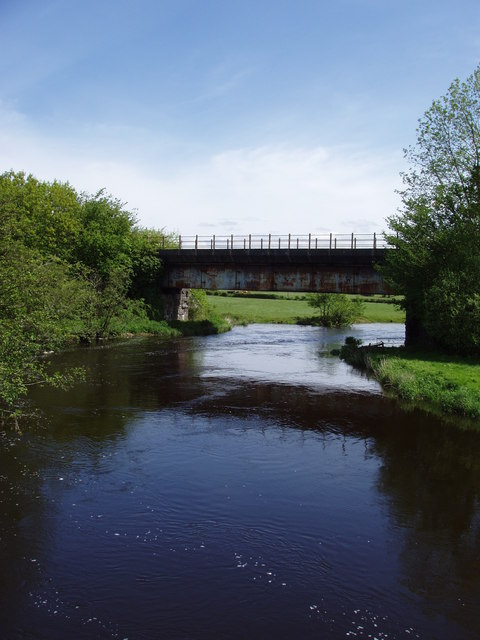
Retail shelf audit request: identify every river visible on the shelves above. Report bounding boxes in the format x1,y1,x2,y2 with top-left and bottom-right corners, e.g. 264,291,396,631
1,323,480,639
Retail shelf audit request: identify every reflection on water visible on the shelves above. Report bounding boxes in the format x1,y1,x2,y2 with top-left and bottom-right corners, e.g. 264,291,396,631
1,323,480,639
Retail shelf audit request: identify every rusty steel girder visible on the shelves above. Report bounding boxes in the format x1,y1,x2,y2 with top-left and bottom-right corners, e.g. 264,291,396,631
158,248,389,295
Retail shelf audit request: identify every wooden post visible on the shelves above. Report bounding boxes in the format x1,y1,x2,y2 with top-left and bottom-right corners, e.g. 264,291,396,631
195,235,198,250
308,233,311,250
315,237,318,249
373,232,376,250
278,237,281,249
162,235,165,249
335,237,337,249
296,237,299,249
213,234,215,251
244,238,246,249
288,233,291,250
179,235,182,250
261,238,263,249
268,233,271,250
351,233,354,249
329,233,332,250
231,234,234,249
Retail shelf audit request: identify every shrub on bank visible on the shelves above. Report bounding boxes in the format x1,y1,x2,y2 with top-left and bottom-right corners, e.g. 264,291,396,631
308,294,364,327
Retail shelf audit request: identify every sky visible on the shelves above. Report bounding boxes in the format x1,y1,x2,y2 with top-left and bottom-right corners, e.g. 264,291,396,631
0,0,479,236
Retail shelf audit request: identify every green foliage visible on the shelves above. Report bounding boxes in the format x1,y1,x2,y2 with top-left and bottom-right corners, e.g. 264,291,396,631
0,169,227,417
383,65,480,353
169,317,231,336
423,271,480,353
0,241,86,412
107,298,182,337
75,268,132,341
0,170,82,262
307,293,364,327
73,189,134,281
345,336,363,347
0,170,173,415
188,290,210,320
128,228,178,319
341,345,480,422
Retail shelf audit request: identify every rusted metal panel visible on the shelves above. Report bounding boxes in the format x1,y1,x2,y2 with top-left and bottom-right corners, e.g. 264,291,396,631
160,262,389,294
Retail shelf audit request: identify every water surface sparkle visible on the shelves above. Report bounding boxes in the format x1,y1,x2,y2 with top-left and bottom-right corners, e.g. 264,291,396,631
1,324,479,639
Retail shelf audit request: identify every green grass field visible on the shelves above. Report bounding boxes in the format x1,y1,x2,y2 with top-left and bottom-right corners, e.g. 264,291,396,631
341,345,480,422
207,292,405,324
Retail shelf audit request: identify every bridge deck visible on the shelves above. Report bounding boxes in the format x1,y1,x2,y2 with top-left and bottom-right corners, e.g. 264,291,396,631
158,248,388,295
158,247,386,266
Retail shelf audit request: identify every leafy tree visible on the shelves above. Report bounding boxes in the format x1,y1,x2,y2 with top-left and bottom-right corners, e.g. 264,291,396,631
74,267,133,341
0,171,169,417
74,189,135,282
0,169,202,419
0,242,85,420
307,293,363,327
0,170,82,261
128,228,176,319
383,65,480,352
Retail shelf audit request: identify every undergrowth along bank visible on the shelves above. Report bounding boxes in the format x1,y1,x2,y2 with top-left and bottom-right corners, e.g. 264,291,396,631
107,293,231,338
340,343,480,422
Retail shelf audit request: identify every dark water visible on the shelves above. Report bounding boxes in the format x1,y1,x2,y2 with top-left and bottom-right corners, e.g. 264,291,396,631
1,323,480,640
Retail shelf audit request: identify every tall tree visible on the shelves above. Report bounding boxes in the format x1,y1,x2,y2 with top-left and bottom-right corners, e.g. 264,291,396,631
0,171,166,415
383,65,480,352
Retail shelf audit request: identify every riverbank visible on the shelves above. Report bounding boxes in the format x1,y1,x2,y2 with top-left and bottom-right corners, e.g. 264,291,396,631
207,292,405,324
109,315,231,338
341,343,480,422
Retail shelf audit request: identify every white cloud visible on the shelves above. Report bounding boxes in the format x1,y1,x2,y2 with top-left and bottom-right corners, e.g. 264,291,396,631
0,103,403,237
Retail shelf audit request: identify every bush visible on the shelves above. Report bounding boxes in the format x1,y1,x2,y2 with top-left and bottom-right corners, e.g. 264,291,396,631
307,294,364,327
344,336,363,347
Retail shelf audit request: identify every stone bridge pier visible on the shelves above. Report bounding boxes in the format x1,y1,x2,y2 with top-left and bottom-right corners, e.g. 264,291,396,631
161,288,190,321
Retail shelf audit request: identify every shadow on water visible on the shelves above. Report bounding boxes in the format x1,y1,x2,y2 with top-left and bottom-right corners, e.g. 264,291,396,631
372,423,480,633
1,327,480,638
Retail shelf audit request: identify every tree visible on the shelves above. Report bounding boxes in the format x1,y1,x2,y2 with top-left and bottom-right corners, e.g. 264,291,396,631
0,242,85,419
0,171,167,416
128,228,176,319
0,170,82,261
382,65,480,352
73,189,135,281
307,293,363,327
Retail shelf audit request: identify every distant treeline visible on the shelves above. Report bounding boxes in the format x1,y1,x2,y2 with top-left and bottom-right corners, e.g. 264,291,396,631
207,290,402,304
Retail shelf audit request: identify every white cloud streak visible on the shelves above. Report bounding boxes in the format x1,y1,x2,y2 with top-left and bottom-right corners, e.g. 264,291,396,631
0,104,403,236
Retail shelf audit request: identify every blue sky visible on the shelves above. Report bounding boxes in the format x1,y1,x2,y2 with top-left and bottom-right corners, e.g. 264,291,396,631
1,0,479,235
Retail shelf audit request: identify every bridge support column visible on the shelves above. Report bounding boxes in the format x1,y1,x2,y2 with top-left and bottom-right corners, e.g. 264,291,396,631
161,288,189,321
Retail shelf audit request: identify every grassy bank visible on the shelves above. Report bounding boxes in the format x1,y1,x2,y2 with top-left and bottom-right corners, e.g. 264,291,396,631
109,314,231,338
341,344,480,421
207,292,405,325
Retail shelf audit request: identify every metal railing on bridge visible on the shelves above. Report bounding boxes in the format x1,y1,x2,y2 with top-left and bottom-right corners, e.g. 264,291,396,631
160,233,389,251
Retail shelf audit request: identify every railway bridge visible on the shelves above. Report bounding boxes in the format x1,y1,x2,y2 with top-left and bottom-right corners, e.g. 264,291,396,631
157,233,390,320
